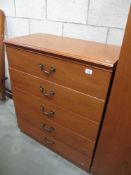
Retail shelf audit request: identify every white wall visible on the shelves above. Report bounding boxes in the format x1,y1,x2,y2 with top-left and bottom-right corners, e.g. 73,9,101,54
0,0,131,89
1,0,130,45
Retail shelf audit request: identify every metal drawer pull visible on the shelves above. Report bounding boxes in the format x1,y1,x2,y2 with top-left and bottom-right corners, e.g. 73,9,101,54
40,105,55,117
43,91,55,98
39,63,56,75
44,137,55,145
40,86,55,98
40,123,55,133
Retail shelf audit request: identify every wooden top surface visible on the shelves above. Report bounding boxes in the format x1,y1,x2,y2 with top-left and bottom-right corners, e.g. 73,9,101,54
4,33,121,69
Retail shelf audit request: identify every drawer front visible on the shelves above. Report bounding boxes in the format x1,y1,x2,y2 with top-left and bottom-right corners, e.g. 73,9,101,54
14,90,95,158
10,68,104,123
14,88,99,141
7,46,111,100
18,118,91,171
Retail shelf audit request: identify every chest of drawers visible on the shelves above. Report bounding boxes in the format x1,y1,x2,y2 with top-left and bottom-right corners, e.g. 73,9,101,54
5,34,120,172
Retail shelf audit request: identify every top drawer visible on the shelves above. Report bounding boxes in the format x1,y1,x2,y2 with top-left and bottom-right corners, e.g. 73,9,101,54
7,46,111,100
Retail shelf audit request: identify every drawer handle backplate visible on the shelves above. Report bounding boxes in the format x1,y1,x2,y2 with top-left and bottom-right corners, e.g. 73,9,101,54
40,86,55,98
40,123,55,133
39,63,56,75
40,105,55,117
43,137,55,145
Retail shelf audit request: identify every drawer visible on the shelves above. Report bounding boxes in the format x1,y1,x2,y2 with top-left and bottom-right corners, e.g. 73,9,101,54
14,90,95,158
10,68,104,123
14,88,99,141
18,118,91,171
7,46,111,100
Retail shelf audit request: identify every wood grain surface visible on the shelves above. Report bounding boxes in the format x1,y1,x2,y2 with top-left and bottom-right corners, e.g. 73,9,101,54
6,47,112,99
18,118,91,171
13,88,99,142
92,8,131,175
10,68,104,123
5,33,120,69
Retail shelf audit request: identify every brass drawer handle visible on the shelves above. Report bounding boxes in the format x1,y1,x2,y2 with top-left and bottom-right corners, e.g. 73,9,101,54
43,91,55,98
40,86,55,98
43,137,55,145
40,105,55,117
40,123,55,133
39,63,56,75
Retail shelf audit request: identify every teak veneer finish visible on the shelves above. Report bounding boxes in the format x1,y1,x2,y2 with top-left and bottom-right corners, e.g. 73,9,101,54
5,34,120,171
5,33,120,69
14,88,98,143
92,8,131,175
9,68,104,123
18,118,91,170
7,47,112,99
0,10,5,100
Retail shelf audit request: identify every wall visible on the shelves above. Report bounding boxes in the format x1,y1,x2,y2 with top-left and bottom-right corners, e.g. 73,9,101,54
0,0,131,89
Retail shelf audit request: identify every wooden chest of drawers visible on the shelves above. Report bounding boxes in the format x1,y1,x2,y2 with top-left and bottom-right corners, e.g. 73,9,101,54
5,34,120,172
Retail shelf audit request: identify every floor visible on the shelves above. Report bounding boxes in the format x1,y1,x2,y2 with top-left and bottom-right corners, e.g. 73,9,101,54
0,99,90,175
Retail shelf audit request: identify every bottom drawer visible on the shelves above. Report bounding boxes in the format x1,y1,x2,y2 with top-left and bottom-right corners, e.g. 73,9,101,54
18,118,91,171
